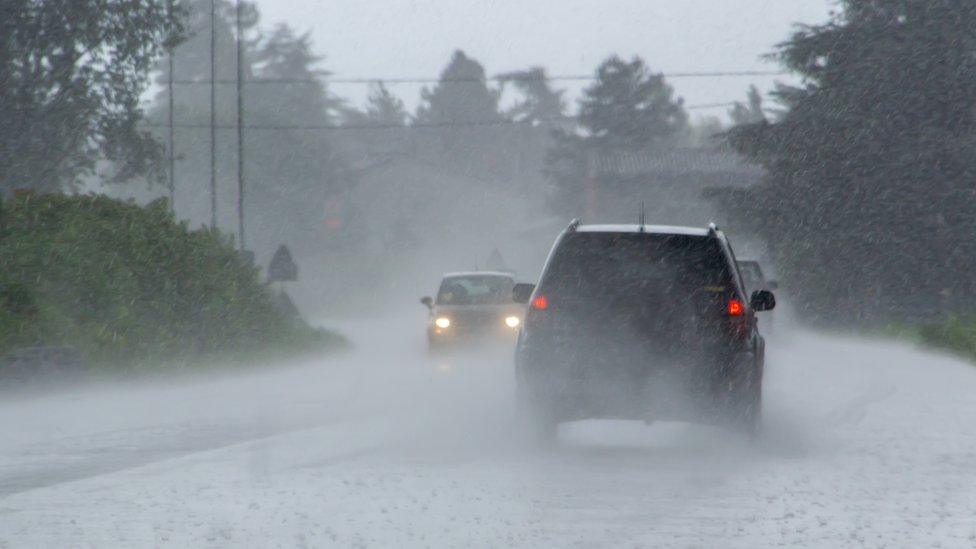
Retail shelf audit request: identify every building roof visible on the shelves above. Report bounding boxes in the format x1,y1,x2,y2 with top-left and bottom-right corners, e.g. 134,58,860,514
591,148,763,180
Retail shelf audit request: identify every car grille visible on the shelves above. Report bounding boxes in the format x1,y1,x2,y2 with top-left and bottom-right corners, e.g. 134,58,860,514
449,310,504,331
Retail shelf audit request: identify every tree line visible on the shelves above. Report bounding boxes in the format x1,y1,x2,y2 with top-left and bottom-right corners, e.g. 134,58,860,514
142,0,711,259
725,0,976,324
0,1,710,206
4,0,971,326
0,0,183,191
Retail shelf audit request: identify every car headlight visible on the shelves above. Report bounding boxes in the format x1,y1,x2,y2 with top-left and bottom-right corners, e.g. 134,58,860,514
435,317,451,329
504,315,520,328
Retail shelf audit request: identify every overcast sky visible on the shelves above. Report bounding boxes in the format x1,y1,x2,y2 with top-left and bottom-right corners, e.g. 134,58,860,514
256,0,835,121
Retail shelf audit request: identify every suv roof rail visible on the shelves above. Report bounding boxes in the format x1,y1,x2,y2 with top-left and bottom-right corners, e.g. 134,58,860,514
707,222,720,237
566,218,582,233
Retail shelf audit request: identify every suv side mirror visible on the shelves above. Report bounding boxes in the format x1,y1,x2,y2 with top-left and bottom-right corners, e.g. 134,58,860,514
420,296,433,309
512,283,535,304
767,280,779,291
750,290,776,312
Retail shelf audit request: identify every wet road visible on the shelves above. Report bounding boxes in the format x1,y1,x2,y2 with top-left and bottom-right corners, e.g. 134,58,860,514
2,314,975,547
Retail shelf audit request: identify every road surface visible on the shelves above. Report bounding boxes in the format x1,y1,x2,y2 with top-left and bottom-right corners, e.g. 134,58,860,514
1,313,975,548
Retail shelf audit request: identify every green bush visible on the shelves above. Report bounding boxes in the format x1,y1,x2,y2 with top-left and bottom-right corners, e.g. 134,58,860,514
0,192,345,371
917,316,976,361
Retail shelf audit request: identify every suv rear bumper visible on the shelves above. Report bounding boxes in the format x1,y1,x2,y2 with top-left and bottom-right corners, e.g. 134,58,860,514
516,340,758,423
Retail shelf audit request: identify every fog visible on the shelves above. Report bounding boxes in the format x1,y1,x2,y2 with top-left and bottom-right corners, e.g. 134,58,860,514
5,307,976,546
4,0,976,546
257,0,833,114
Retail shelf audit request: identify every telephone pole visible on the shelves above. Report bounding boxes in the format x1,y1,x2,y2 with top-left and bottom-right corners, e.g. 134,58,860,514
209,0,218,228
236,0,246,249
167,0,176,213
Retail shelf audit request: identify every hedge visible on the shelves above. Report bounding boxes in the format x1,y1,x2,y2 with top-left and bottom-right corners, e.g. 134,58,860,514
0,192,344,372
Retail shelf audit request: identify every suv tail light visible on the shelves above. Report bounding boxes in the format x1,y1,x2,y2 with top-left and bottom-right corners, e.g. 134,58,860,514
726,298,744,317
531,295,549,310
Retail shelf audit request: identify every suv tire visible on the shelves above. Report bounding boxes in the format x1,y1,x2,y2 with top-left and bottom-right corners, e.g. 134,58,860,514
516,381,558,444
727,358,763,436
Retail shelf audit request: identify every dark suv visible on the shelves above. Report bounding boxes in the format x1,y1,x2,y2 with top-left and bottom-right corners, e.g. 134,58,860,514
514,222,775,439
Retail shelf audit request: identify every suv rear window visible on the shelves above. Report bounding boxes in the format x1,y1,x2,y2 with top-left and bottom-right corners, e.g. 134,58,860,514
538,232,733,308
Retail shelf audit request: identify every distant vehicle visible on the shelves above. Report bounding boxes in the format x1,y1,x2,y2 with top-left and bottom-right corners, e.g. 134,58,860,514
420,272,533,353
737,259,778,297
514,222,776,440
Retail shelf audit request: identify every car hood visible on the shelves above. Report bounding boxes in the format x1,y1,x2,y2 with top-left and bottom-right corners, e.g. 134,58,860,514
433,304,523,315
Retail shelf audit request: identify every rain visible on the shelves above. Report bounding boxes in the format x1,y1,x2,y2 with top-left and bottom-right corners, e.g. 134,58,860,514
2,1,976,547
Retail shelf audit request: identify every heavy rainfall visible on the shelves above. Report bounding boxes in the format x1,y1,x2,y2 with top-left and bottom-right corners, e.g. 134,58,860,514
2,1,976,547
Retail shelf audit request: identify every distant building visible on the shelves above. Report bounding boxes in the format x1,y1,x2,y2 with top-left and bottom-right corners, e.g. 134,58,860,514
583,147,764,226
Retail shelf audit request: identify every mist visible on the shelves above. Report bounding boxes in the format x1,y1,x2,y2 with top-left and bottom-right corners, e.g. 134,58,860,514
6,305,976,546
4,1,976,547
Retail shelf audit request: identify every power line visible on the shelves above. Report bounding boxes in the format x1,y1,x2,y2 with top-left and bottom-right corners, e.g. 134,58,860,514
147,104,737,133
170,70,787,86
151,119,539,131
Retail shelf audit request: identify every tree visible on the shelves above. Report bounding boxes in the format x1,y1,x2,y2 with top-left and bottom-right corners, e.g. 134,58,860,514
242,24,345,257
726,0,976,324
546,55,688,215
146,4,346,264
145,0,256,230
414,50,508,173
498,67,566,123
576,56,688,152
0,0,185,192
153,0,257,87
729,85,766,126
339,81,407,126
337,82,411,158
362,82,408,127
251,24,341,124
416,50,503,126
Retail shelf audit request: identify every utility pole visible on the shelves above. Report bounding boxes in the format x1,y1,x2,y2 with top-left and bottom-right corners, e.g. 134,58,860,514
236,0,246,250
209,0,218,228
167,0,176,213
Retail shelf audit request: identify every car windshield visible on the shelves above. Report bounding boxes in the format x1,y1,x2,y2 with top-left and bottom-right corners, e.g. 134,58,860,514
437,275,514,305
